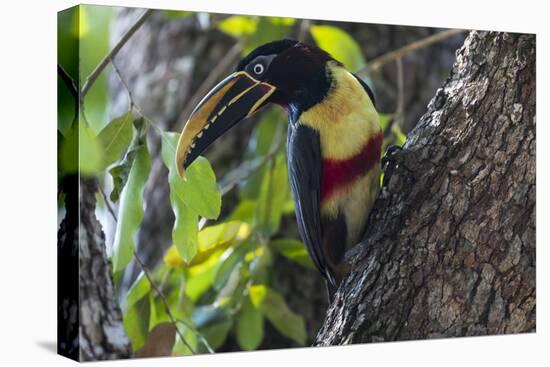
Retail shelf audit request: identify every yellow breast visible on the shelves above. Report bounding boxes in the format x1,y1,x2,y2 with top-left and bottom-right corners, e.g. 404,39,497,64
298,62,380,160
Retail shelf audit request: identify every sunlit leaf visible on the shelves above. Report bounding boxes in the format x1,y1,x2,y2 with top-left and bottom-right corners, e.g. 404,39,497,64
162,132,223,264
249,285,307,345
125,271,150,311
112,141,151,272
161,132,221,219
163,221,251,268
270,239,315,269
310,25,366,72
244,17,295,54
236,296,264,350
217,15,258,37
79,5,112,132
79,122,104,175
97,111,133,169
185,254,223,301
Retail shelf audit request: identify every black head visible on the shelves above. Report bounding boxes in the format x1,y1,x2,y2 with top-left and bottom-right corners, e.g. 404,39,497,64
175,39,338,176
236,39,338,112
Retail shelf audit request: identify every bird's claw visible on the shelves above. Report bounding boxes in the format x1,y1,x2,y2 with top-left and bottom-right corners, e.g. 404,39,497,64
382,145,402,171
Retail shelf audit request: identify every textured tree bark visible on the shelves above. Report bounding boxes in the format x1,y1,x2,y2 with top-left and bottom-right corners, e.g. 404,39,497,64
316,31,535,345
78,178,131,360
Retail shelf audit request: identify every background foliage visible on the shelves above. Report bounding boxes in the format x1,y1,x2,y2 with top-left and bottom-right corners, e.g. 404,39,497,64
58,6,461,357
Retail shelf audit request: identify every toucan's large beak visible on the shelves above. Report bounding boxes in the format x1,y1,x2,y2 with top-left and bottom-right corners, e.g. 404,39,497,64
175,71,276,177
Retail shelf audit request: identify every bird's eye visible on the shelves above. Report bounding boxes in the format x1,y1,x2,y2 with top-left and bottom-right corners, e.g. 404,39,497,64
253,63,264,75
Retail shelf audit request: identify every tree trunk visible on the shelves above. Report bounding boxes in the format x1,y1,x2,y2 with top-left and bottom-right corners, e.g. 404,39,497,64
316,31,535,345
79,178,132,360
58,175,131,361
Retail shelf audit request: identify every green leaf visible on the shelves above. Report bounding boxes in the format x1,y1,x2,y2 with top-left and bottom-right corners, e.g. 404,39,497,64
228,200,257,222
255,153,289,235
163,10,192,20
217,15,258,37
310,25,366,72
160,129,227,263
79,122,103,175
97,111,133,169
109,117,147,202
161,132,221,219
378,113,393,131
173,201,198,263
270,239,315,269
185,254,222,301
213,244,250,291
217,16,295,55
236,296,264,350
59,123,78,175
172,323,198,356
163,221,250,269
112,141,151,272
123,296,150,351
201,320,232,350
192,305,230,329
126,271,151,311
244,17,295,54
249,285,307,345
392,123,407,147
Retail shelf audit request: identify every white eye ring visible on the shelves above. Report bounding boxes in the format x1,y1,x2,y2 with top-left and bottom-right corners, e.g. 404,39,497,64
253,63,264,75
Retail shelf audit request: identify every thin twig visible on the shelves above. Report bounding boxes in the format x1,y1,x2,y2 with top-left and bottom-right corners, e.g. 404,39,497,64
98,183,117,223
175,41,243,130
81,9,154,98
359,28,466,74
176,319,215,354
133,252,196,355
110,56,135,109
297,19,311,42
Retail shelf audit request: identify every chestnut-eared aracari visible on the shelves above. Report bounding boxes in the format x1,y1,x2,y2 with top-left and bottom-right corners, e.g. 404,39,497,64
175,39,382,299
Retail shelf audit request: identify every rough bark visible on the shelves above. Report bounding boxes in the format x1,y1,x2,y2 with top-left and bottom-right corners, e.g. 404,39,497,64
78,178,131,360
316,31,535,345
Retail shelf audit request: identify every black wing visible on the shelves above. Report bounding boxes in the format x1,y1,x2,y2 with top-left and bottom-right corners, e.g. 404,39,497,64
352,73,376,108
287,124,335,286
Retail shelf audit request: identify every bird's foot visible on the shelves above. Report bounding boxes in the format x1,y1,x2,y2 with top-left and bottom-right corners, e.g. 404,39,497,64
381,144,403,171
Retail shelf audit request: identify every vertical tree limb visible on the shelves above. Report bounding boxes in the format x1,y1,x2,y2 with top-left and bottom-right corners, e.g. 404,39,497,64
316,31,536,345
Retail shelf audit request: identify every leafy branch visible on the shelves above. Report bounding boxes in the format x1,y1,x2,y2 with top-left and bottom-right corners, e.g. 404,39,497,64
81,9,153,98
359,28,466,74
133,251,198,355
